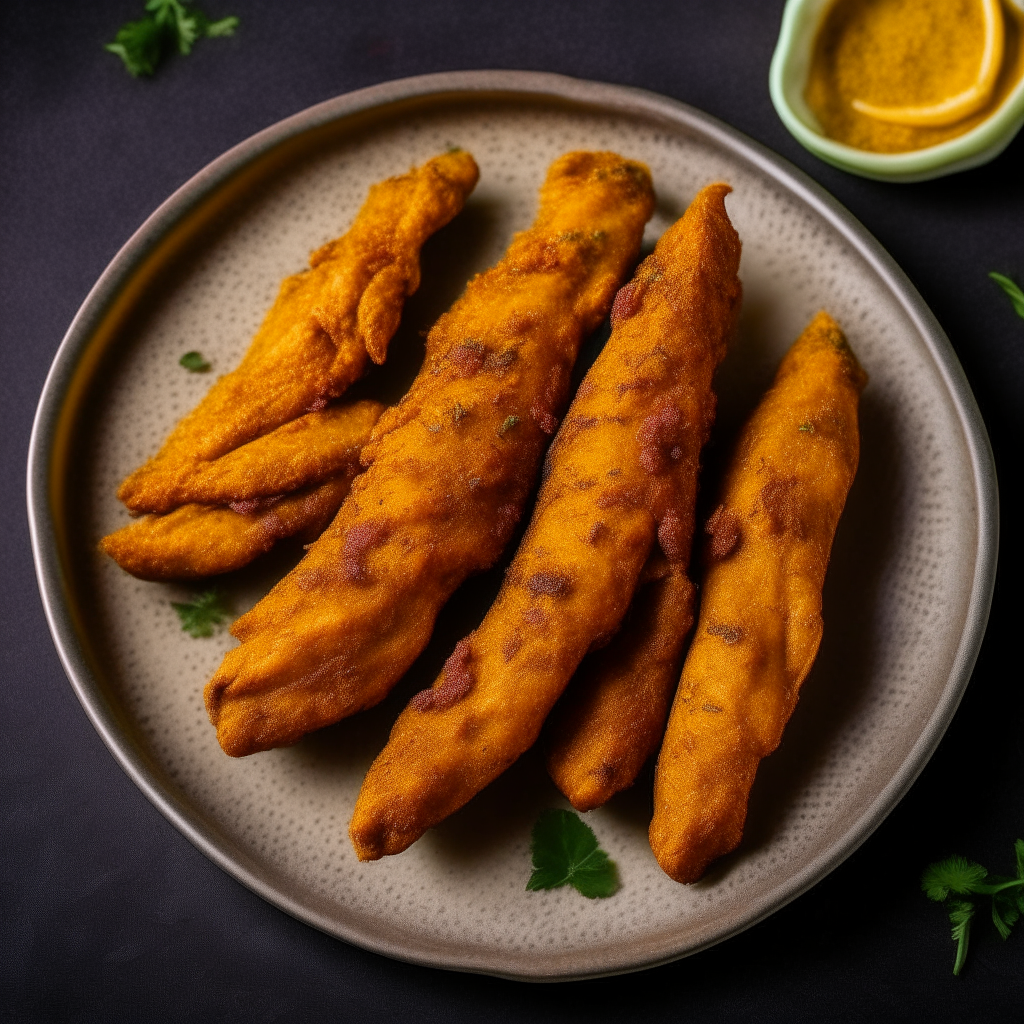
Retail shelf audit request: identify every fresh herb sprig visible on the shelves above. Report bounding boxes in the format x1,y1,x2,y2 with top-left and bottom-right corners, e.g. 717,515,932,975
106,0,238,77
989,272,1024,321
179,350,211,372
526,809,618,898
922,839,1024,975
171,589,231,638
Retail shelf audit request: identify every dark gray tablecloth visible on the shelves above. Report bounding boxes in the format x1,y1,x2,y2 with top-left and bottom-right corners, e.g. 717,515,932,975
3,1,1022,1019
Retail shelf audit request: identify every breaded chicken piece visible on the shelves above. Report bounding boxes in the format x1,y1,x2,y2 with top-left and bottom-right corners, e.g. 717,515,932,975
349,184,742,860
544,551,695,811
100,400,383,579
650,311,866,884
118,150,479,514
100,472,357,581
205,151,656,757
118,399,383,514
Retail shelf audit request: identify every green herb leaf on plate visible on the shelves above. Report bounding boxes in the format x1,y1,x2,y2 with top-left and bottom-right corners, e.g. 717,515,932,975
989,272,1024,320
179,350,211,372
171,589,231,638
526,808,619,899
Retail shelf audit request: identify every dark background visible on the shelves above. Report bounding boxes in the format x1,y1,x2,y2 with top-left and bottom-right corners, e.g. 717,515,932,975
2,1,1022,1020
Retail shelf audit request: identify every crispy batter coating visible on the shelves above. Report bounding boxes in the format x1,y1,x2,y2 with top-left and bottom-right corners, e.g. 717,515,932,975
544,551,695,811
100,400,383,580
349,184,742,860
118,150,479,514
100,472,357,581
650,311,866,884
120,399,383,514
204,151,656,757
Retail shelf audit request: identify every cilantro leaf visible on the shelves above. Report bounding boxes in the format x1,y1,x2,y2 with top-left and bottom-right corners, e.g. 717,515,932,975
921,856,988,901
948,900,974,976
105,16,164,76
179,350,211,372
107,1,237,76
203,15,240,37
526,809,618,898
990,272,1024,320
171,589,231,638
923,841,1024,974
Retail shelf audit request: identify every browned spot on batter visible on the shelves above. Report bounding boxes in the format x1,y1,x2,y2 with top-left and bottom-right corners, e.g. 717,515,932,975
576,479,596,491
340,519,390,582
410,638,474,712
531,403,559,435
307,395,329,413
527,571,572,597
450,341,485,375
523,606,548,626
707,622,743,644
491,502,520,541
638,401,685,474
760,476,805,537
616,375,660,398
702,703,723,714
706,504,741,560
597,483,643,508
610,279,643,328
484,348,517,371
569,415,599,430
502,632,523,663
657,510,687,562
587,521,606,544
228,494,284,515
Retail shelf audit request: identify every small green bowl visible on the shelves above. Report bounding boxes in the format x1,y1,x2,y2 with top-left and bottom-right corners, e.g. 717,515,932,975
769,0,1024,181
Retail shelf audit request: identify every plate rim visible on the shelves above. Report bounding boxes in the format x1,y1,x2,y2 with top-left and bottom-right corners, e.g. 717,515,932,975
25,69,999,981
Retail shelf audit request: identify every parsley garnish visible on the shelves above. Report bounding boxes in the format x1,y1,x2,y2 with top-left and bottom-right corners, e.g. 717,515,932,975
798,422,815,433
989,272,1024,320
922,839,1024,974
171,589,231,637
526,809,619,898
106,0,238,77
499,415,519,436
179,350,211,372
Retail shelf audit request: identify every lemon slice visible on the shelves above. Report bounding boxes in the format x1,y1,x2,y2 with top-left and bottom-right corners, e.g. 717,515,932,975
852,0,1005,127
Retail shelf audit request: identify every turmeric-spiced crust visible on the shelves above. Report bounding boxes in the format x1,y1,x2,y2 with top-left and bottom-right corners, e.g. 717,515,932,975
544,551,695,812
349,183,742,861
204,150,656,758
100,400,383,580
649,310,866,884
117,150,479,515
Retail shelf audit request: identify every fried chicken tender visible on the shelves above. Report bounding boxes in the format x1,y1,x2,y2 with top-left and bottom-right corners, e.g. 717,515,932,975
118,150,479,514
100,400,384,580
100,472,357,581
650,311,866,884
204,151,656,757
544,551,695,811
120,398,383,513
349,183,742,860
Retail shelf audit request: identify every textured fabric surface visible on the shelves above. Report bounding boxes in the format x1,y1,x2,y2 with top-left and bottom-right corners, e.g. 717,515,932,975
2,1,1022,1019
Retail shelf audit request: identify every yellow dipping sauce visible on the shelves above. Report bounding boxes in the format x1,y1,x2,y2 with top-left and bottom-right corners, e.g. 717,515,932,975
806,0,1024,153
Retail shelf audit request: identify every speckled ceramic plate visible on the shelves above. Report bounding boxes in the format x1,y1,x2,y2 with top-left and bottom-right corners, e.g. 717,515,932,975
28,71,997,981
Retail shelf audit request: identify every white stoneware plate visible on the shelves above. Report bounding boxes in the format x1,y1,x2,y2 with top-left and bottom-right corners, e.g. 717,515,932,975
27,71,997,981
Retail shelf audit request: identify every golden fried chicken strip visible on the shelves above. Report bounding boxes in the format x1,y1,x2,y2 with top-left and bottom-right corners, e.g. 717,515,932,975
349,183,742,860
205,151,656,757
650,311,866,884
123,399,384,513
100,471,358,581
118,150,479,514
544,551,695,811
100,400,383,579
